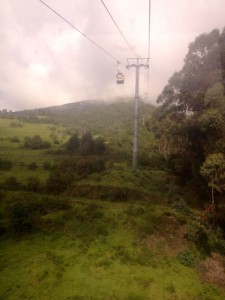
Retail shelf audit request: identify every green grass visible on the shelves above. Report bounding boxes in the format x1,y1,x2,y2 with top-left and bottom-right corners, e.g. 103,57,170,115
0,199,224,300
0,118,71,184
0,114,224,299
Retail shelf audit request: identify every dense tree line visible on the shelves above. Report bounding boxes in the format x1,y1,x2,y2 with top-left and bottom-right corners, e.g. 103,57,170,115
150,28,225,222
65,131,106,155
23,135,51,150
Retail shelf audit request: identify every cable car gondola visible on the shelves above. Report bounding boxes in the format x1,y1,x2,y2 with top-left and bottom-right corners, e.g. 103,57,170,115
116,72,124,84
116,62,124,84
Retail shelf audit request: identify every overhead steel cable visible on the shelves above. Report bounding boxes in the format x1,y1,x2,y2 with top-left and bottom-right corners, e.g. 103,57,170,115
100,0,137,57
147,0,151,60
37,0,120,63
146,0,151,100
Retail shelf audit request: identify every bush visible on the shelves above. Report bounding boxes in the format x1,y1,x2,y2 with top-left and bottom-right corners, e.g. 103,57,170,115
177,249,197,267
26,176,41,192
3,176,21,191
167,154,192,183
47,157,106,194
27,162,38,170
0,158,13,170
3,193,71,235
171,199,191,214
43,161,52,170
23,135,51,150
139,153,166,169
6,195,41,235
185,221,225,255
9,136,20,143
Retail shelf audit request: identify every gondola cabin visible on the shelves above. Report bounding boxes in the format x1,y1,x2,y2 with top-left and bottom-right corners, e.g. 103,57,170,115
116,72,124,84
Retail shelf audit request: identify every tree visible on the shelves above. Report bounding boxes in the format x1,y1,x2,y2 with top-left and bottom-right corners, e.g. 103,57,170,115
23,135,51,150
0,159,13,170
79,132,95,155
153,28,225,188
157,29,222,113
200,153,225,210
94,137,106,155
26,176,41,192
65,133,80,152
3,176,21,191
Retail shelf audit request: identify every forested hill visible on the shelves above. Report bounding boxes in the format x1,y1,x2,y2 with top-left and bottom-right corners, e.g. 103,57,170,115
5,98,155,128
1,99,156,161
151,28,225,197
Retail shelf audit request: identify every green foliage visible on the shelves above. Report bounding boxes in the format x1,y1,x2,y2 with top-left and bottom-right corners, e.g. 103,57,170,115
27,162,38,170
65,132,106,155
199,109,224,133
152,28,225,202
9,136,20,143
200,153,225,193
0,158,13,170
2,192,71,235
167,154,192,182
204,82,225,110
43,161,52,170
26,176,41,192
171,199,191,214
177,249,197,267
5,194,41,235
23,135,51,150
185,221,225,255
0,198,225,299
3,176,21,191
47,157,105,194
10,121,23,128
68,183,149,202
65,133,80,152
185,221,211,255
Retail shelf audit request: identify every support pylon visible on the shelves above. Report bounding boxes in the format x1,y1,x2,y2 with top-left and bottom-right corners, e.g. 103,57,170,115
126,58,149,170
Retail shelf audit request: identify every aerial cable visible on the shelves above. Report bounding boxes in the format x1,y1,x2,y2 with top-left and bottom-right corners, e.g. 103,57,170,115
147,0,151,60
100,0,137,57
37,0,120,63
146,0,151,100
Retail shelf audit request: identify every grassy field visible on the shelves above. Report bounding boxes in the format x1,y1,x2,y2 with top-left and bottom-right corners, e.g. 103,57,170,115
0,115,225,299
1,198,224,300
0,118,70,184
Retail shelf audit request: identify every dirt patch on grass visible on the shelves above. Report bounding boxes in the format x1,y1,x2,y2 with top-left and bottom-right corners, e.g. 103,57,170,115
145,215,188,255
198,253,225,289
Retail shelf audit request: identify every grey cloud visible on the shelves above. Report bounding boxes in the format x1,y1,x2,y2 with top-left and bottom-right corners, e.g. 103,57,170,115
0,0,225,110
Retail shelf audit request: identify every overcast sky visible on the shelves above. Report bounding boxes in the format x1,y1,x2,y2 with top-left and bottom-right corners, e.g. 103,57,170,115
0,0,225,111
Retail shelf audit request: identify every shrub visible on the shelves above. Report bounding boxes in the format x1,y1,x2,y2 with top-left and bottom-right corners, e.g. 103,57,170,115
185,222,211,255
9,136,20,143
26,176,41,192
6,195,41,235
177,249,196,267
185,221,225,255
46,171,74,194
43,161,52,170
4,193,71,235
24,135,51,150
0,158,13,170
3,176,21,191
65,133,80,152
27,162,38,170
47,157,105,194
167,154,192,183
171,199,191,214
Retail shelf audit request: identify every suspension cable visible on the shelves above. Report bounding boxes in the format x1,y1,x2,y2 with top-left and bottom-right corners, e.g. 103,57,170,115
147,0,151,60
146,0,151,100
100,0,137,57
37,0,120,63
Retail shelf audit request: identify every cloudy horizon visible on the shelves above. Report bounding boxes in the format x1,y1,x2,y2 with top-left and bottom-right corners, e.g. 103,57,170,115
0,0,225,111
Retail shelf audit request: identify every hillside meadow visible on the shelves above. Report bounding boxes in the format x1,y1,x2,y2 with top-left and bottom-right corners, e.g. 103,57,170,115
0,100,225,299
